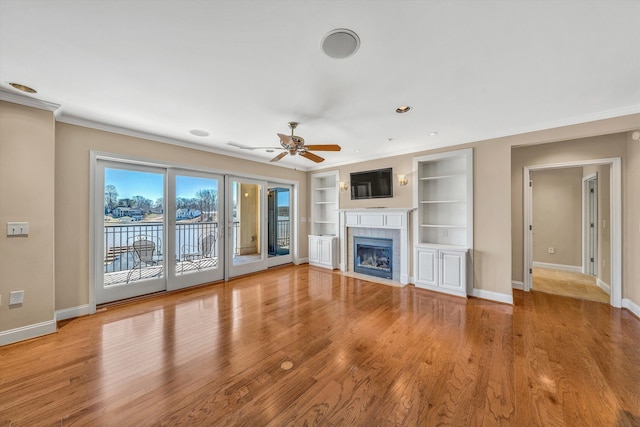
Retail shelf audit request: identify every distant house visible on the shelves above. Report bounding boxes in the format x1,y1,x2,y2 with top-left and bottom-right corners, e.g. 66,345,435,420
176,209,201,220
112,207,144,220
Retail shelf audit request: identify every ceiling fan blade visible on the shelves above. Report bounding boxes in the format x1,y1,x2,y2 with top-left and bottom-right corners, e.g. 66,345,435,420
277,133,294,146
303,144,341,152
300,151,325,163
269,152,288,162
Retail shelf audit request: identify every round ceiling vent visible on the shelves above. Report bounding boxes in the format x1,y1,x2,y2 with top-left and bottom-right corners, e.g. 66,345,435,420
321,28,360,59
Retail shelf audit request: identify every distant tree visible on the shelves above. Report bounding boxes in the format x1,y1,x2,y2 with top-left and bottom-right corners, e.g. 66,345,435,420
131,195,152,213
105,185,119,212
154,198,163,209
176,197,190,210
118,198,132,208
196,189,217,220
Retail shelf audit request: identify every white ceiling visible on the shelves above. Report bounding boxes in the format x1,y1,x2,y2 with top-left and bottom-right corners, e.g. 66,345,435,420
1,0,639,171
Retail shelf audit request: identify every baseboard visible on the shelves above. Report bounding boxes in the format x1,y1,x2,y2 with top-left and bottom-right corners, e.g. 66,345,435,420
532,262,582,273
0,319,57,346
622,298,640,319
512,281,524,290
596,278,611,295
470,288,513,305
295,257,309,265
55,304,91,321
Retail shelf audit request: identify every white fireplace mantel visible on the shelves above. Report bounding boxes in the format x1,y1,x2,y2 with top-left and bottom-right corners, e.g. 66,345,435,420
338,208,414,285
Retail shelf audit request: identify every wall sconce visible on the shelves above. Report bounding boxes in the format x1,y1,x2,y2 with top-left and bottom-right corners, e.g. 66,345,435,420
397,174,408,186
339,181,349,191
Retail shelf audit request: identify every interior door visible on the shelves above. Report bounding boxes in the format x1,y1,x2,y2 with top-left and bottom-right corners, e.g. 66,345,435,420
268,185,293,267
168,171,225,290
97,161,166,304
227,176,268,277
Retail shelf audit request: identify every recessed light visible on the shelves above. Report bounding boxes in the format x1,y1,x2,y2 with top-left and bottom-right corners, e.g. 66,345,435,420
189,129,209,137
8,82,37,93
395,106,411,114
429,131,439,136
321,28,360,59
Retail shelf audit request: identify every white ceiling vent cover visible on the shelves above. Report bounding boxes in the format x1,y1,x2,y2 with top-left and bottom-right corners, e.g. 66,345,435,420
321,29,360,59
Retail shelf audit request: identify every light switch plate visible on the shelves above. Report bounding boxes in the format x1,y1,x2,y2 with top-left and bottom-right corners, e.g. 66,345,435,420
7,222,29,236
9,290,24,305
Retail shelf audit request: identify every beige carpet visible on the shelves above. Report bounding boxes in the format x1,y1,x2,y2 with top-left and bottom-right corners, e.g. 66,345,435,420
532,267,610,303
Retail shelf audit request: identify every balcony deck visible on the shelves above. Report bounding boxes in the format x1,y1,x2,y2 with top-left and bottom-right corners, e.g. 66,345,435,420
104,258,218,286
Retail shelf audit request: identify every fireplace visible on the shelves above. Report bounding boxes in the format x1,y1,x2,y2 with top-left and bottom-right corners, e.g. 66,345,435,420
354,236,393,279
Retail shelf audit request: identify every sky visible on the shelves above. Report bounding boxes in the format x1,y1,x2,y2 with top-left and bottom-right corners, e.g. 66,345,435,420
105,169,288,207
106,169,218,201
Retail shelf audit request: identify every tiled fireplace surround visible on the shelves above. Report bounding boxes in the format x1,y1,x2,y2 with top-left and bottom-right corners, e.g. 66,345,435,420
338,208,413,285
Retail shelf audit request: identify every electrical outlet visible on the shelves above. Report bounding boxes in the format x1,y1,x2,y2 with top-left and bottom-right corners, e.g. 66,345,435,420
548,247,555,254
9,290,24,305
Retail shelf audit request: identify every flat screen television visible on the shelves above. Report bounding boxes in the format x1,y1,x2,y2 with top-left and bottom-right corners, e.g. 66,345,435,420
350,167,393,200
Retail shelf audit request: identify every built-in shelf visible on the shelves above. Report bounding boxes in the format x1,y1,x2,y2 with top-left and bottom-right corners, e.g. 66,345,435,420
413,148,473,297
419,174,466,180
414,149,473,248
309,171,340,270
310,170,339,237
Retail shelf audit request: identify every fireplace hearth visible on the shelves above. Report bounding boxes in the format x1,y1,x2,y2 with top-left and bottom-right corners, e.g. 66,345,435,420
354,236,393,279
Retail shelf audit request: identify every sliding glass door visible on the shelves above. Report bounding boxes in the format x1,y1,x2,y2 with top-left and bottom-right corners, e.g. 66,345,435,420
98,161,166,304
95,159,290,304
268,185,293,267
227,177,268,277
168,171,225,290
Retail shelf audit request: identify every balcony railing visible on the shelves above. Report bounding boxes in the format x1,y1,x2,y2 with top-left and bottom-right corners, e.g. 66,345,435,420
103,219,289,284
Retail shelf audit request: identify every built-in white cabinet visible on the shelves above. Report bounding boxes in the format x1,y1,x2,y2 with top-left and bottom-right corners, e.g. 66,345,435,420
413,148,473,296
309,235,338,269
415,247,468,297
309,171,339,269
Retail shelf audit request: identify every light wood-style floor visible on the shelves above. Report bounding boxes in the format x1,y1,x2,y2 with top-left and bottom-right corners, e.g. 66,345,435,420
533,267,610,303
1,265,639,426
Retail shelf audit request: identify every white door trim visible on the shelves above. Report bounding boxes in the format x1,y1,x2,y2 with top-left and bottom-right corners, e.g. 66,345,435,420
523,157,621,308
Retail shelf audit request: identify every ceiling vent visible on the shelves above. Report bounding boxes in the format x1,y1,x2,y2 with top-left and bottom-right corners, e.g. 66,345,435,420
321,29,360,59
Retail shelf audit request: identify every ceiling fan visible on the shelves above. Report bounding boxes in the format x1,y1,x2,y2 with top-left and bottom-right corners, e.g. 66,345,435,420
228,122,341,163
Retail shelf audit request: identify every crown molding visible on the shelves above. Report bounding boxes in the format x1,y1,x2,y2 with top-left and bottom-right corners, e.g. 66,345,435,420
56,113,312,172
0,89,62,116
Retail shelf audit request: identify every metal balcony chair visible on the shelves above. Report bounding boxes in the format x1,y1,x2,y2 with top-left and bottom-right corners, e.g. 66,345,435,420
126,235,163,283
181,232,217,272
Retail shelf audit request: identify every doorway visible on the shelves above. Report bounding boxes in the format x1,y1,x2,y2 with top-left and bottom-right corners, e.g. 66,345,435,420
523,158,622,307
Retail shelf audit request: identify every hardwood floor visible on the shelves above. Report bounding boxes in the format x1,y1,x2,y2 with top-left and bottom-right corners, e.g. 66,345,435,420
1,264,639,426
532,267,610,303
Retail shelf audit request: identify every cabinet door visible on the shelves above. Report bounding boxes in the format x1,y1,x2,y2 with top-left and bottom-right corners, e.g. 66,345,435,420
308,236,320,263
416,247,438,287
440,250,466,292
318,238,332,265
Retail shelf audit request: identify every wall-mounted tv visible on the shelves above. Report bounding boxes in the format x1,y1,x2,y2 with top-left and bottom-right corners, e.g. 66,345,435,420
350,167,393,200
